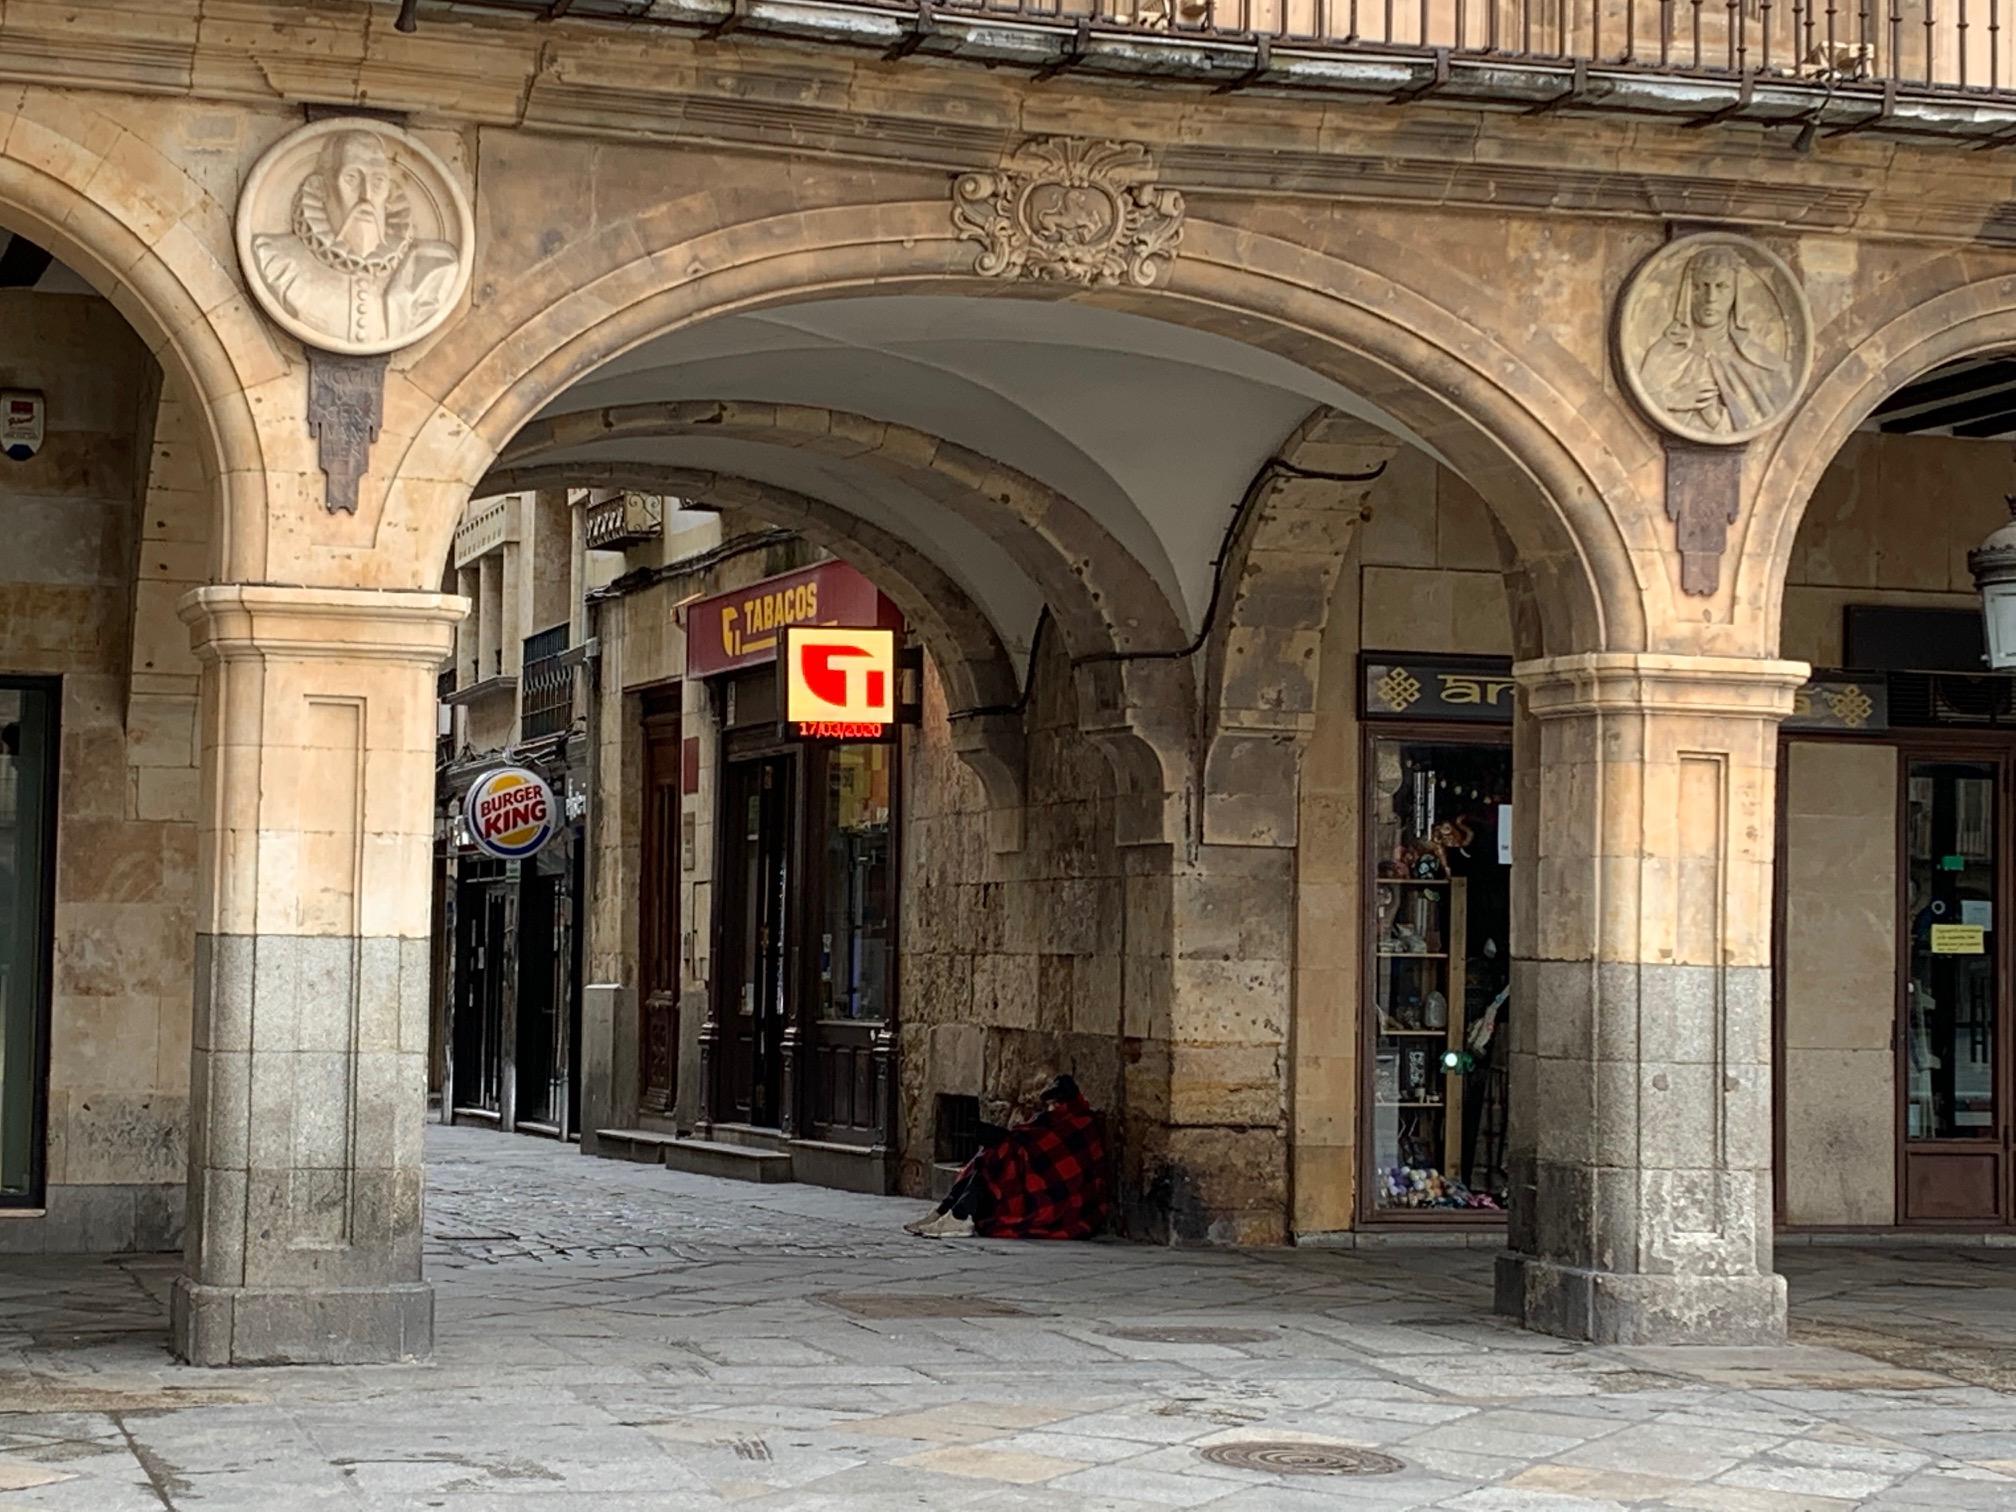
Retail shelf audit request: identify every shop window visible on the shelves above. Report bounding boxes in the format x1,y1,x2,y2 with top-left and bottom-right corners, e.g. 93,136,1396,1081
1366,735,1512,1216
820,744,893,1020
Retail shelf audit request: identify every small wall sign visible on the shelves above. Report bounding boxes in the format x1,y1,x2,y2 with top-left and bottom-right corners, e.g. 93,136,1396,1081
1,391,44,461
463,765,556,860
1931,923,1987,955
1362,654,1516,724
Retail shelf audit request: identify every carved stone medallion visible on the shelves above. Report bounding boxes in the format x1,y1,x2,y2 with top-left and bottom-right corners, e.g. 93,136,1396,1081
1615,232,1811,447
235,117,474,356
953,139,1185,289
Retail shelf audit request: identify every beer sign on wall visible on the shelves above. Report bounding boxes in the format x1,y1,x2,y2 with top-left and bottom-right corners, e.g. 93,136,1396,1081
463,766,557,860
782,626,897,742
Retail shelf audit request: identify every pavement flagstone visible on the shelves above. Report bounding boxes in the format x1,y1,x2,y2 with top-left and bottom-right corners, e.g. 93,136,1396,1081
1,1127,2016,1508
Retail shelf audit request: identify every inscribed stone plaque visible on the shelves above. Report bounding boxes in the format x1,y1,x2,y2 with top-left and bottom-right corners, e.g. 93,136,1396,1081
1616,232,1812,446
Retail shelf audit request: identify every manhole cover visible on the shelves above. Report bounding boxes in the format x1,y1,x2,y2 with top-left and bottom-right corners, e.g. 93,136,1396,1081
1200,1442,1405,1476
1105,1326,1273,1345
817,1292,1029,1319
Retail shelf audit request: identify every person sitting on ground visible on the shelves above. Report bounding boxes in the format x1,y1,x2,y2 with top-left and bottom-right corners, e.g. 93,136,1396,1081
905,1074,1109,1241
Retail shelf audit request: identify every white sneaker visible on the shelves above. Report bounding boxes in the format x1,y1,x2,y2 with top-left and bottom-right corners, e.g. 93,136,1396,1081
921,1212,976,1239
902,1209,942,1236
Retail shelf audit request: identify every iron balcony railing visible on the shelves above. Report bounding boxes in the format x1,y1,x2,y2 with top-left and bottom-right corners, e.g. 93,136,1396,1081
520,624,574,743
880,0,2016,95
583,492,666,552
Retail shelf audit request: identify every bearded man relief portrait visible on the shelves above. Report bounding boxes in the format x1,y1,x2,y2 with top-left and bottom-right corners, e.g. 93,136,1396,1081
244,125,466,354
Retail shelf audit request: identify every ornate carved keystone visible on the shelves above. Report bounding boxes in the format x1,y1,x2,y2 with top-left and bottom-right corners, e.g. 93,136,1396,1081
953,138,1184,289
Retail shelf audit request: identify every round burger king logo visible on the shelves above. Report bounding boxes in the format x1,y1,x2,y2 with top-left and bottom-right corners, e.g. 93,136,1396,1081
463,766,556,860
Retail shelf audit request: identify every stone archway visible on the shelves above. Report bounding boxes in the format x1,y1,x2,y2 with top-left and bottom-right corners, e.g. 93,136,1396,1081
1740,261,2016,656
384,190,1647,663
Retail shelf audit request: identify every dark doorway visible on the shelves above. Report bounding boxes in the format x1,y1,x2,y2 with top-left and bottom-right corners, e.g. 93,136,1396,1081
712,752,796,1128
639,696,682,1117
451,873,511,1121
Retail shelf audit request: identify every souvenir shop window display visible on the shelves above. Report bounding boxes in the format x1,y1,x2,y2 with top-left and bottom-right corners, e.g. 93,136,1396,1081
1366,737,1514,1216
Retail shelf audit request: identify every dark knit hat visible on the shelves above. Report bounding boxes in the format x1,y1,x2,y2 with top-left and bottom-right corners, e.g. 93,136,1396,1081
1039,1074,1080,1104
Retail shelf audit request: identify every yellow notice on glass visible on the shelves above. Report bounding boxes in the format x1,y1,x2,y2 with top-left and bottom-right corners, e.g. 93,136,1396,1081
1931,924,1988,955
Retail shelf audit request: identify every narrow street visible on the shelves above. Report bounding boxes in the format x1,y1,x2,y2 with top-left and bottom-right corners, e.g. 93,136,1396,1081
0,1128,2012,1509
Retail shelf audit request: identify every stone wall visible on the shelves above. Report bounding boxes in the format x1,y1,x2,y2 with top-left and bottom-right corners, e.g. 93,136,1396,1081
0,289,200,1253
1292,453,1514,1236
1781,432,2010,665
897,633,1124,1199
1780,741,1897,1227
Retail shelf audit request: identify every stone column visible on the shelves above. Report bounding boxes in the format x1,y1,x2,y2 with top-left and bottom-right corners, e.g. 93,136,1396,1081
172,585,463,1366
1496,652,1805,1346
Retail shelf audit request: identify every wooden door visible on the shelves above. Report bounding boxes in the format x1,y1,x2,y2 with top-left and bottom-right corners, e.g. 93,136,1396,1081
638,701,681,1116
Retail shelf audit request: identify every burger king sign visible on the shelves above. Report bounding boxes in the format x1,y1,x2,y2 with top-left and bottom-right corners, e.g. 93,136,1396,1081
464,766,557,861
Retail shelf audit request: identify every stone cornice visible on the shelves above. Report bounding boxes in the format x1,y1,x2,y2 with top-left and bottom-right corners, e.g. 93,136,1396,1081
8,1,2016,246
181,584,467,664
1514,652,1811,721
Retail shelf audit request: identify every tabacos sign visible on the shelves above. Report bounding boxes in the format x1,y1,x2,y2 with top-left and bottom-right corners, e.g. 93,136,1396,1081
463,766,556,860
782,626,896,742
684,561,904,679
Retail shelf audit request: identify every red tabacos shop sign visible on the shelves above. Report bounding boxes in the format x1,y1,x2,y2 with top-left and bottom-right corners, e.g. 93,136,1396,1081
683,561,904,680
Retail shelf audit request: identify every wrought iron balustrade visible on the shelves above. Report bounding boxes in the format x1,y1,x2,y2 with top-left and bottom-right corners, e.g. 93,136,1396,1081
520,624,574,742
584,492,666,552
862,0,2016,96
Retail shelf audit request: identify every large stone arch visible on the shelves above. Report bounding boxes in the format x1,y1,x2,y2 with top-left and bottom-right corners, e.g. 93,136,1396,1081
384,196,1648,661
0,91,281,579
1740,261,2016,654
493,400,1196,842
495,401,1185,663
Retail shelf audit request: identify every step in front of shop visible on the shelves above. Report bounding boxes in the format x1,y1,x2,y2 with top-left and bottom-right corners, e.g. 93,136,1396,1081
657,1137,795,1183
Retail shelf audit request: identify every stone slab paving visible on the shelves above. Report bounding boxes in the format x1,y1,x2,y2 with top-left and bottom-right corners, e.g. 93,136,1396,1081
3,1130,2016,1509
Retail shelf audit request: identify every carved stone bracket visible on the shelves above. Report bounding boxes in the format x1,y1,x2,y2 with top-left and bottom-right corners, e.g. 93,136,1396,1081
953,138,1185,288
1665,442,1743,597
308,349,388,514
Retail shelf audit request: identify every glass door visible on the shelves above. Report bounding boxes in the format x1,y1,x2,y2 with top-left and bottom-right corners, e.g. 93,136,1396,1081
1901,756,2006,1222
0,681,57,1205
808,742,896,1144
1363,731,1514,1218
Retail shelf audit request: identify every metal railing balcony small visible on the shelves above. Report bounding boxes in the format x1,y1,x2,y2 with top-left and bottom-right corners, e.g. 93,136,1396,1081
584,492,666,552
520,624,574,743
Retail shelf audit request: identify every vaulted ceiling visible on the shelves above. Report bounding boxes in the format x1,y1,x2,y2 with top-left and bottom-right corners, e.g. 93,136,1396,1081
512,294,1436,659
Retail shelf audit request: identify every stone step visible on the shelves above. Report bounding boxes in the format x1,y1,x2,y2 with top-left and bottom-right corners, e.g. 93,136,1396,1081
707,1122,790,1153
659,1138,795,1184
594,1128,684,1164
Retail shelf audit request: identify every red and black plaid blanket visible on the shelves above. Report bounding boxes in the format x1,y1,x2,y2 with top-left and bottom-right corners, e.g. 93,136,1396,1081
972,1093,1109,1240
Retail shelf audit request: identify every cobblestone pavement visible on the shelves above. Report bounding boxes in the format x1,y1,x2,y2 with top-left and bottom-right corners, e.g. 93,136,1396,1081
6,1130,2016,1509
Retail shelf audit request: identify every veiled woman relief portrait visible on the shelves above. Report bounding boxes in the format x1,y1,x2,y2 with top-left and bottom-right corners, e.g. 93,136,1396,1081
1616,232,1813,446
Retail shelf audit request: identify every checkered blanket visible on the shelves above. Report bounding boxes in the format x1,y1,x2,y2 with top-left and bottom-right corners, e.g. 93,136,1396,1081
972,1093,1109,1240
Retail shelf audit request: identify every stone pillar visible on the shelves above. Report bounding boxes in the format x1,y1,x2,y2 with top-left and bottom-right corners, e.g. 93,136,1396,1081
1496,652,1805,1346
172,585,463,1366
